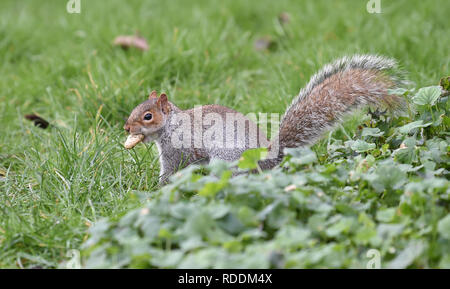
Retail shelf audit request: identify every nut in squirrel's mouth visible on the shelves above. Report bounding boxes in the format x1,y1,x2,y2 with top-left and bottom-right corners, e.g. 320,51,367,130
124,134,144,149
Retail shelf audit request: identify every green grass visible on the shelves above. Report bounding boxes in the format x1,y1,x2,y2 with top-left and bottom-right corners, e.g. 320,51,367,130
0,0,449,268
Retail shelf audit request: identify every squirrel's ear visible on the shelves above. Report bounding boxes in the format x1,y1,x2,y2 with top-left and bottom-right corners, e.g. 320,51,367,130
157,93,171,114
149,90,158,99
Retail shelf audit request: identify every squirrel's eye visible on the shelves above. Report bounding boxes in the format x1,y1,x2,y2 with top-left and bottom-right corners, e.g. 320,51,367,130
144,113,153,121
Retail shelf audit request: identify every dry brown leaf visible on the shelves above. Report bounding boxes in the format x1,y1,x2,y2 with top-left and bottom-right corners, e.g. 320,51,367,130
278,12,291,25
113,35,149,51
24,114,50,129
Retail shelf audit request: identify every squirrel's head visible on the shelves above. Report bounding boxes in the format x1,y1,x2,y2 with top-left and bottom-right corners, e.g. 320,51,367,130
124,91,172,145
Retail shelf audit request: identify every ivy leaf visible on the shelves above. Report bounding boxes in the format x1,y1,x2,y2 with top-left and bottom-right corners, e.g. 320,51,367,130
354,227,377,245
412,86,442,106
388,87,411,96
437,214,450,240
393,137,417,164
362,127,384,137
285,147,318,165
350,140,376,153
275,226,311,248
198,171,232,197
376,208,396,223
238,148,267,170
387,241,426,269
367,162,407,193
398,120,432,134
325,217,354,237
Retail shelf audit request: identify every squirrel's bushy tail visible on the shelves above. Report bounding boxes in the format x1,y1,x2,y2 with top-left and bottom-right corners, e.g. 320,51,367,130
260,54,407,169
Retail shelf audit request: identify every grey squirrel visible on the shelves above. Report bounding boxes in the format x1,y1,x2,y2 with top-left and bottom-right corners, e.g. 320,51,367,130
124,55,406,183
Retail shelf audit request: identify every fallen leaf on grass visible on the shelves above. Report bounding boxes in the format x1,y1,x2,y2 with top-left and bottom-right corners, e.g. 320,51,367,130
24,114,50,129
254,36,277,52
278,12,291,25
113,34,149,51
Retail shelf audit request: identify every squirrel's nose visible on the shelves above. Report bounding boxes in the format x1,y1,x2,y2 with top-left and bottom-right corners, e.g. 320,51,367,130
124,124,130,133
